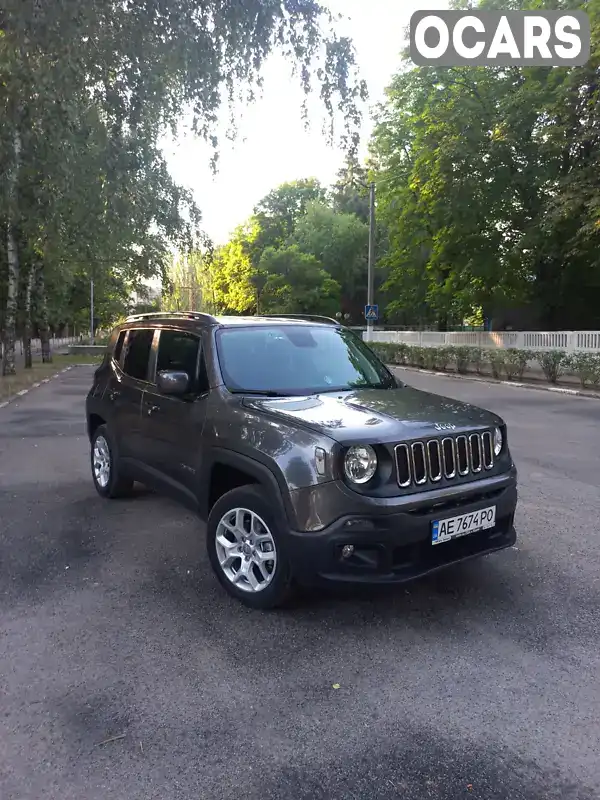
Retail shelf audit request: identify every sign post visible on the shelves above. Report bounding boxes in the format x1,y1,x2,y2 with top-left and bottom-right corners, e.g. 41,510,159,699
364,304,379,335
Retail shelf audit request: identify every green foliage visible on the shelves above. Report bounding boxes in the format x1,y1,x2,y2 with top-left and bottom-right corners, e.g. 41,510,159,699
175,169,373,322
252,180,327,255
292,201,368,312
504,348,533,381
369,0,600,329
259,245,341,316
452,346,472,375
488,351,505,380
1,0,366,364
369,341,600,391
568,353,600,388
534,350,570,384
210,224,259,314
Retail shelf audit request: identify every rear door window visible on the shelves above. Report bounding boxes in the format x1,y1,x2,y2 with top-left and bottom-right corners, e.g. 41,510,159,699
122,329,154,381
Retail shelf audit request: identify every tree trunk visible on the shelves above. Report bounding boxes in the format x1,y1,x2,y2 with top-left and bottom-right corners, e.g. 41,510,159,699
23,264,34,368
2,129,22,377
35,258,52,363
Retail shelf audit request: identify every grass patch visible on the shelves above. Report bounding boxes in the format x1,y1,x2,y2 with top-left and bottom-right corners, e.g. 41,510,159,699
0,353,102,402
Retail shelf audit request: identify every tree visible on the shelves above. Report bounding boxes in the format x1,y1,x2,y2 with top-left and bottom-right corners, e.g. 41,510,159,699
209,221,261,314
252,179,328,257
331,153,370,222
369,0,600,329
259,245,341,316
1,0,367,371
292,201,368,318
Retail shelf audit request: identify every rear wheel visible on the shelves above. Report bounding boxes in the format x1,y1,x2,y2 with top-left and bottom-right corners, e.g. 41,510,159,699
91,424,134,499
206,485,293,609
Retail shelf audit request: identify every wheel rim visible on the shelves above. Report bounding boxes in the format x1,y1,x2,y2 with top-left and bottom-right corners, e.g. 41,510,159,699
93,435,111,488
215,507,277,593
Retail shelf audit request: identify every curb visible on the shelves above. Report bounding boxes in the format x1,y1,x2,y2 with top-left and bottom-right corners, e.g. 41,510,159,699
390,365,600,400
0,363,95,409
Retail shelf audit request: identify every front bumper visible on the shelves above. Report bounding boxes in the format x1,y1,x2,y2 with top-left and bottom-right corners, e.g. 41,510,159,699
284,472,517,586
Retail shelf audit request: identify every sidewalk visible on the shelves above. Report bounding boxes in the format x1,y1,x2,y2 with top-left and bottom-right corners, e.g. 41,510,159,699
0,351,99,404
390,364,600,400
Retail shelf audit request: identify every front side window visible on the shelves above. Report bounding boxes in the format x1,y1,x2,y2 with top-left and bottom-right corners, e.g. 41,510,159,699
156,329,204,391
216,325,396,395
122,328,154,381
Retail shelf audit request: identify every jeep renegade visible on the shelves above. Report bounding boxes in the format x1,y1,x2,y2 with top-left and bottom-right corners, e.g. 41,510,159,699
86,312,518,609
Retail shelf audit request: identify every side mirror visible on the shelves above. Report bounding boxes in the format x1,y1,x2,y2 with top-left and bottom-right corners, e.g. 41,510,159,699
157,370,189,396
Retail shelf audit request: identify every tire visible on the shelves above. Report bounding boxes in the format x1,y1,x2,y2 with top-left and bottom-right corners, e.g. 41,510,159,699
206,485,294,610
90,424,134,499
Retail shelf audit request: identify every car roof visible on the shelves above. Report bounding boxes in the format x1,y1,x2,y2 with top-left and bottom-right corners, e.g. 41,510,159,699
215,315,340,327
119,312,341,330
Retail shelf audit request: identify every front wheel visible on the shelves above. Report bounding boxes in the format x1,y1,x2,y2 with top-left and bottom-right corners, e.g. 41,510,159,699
91,424,134,499
206,486,294,610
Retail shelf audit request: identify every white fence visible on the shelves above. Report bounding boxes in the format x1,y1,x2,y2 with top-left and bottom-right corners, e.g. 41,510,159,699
364,330,600,353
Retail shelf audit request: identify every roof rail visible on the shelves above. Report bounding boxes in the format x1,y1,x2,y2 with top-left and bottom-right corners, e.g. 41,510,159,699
124,310,217,324
258,314,340,325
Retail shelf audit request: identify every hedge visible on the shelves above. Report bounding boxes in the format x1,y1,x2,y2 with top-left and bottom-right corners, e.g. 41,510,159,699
368,343,600,389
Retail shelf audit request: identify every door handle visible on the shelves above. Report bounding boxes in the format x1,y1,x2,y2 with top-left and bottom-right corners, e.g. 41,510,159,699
147,404,159,416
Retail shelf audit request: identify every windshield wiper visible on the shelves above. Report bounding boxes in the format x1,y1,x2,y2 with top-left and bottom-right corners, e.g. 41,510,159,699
229,389,295,398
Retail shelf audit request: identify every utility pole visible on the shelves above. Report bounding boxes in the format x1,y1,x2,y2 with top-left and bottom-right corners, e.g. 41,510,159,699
90,279,94,345
366,181,376,341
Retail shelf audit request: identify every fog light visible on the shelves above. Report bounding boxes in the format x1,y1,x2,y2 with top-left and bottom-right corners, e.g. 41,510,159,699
341,545,355,559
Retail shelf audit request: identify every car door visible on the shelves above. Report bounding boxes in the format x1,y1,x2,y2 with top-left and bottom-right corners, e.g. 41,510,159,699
140,327,210,496
109,327,155,463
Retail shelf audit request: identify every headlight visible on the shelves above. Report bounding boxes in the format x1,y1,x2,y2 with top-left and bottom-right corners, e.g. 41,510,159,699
344,445,378,484
493,427,503,456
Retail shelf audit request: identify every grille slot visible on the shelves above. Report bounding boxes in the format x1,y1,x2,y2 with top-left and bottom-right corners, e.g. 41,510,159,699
395,444,411,487
469,434,482,472
427,440,442,482
482,431,493,469
395,431,496,488
442,437,456,478
456,436,469,475
411,442,427,484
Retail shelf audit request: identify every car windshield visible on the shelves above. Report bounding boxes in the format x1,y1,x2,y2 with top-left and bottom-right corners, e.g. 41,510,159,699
216,325,397,395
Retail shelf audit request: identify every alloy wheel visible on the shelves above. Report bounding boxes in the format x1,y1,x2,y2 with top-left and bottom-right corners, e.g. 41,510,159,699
93,435,111,489
215,507,277,593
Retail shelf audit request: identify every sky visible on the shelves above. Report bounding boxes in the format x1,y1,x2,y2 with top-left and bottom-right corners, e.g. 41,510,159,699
162,0,449,246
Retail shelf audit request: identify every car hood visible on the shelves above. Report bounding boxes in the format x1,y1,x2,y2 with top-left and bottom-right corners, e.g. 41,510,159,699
243,386,503,445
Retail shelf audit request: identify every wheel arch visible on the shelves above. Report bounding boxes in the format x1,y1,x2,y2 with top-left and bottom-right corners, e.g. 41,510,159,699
200,449,294,527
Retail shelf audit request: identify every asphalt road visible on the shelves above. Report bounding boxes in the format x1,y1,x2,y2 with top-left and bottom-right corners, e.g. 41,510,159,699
1,367,599,800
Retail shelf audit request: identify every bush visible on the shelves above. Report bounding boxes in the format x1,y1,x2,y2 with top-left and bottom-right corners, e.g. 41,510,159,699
409,346,427,368
567,352,600,388
470,347,486,374
452,346,471,374
488,350,505,379
369,342,412,367
435,346,454,371
534,349,570,384
393,343,411,365
422,347,440,370
450,345,484,374
370,341,592,388
504,348,533,381
368,342,394,362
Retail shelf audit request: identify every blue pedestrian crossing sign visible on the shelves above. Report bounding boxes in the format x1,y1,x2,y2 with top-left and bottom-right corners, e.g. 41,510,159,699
364,304,379,321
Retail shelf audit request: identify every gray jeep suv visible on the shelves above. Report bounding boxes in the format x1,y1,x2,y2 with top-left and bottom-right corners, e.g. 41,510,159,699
86,311,518,609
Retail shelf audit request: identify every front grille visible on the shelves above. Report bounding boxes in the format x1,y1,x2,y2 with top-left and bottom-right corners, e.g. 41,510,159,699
395,431,495,488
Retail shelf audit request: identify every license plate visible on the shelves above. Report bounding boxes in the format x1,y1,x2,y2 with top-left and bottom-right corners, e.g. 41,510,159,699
432,506,496,546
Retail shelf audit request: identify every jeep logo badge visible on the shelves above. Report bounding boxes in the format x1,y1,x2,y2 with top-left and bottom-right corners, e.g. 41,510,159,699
434,423,456,431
